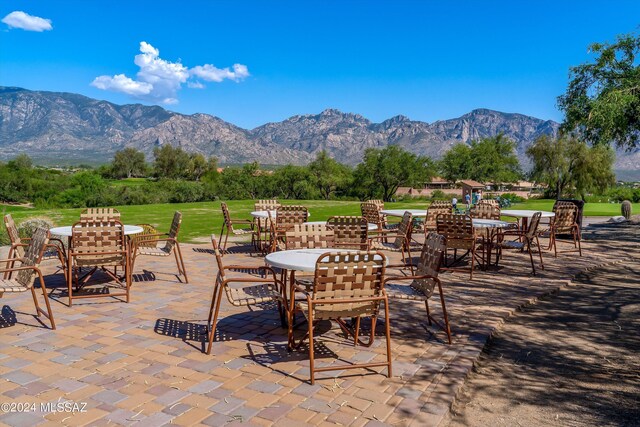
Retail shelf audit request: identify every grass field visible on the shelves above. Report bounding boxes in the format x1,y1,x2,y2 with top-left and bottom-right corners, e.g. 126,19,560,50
1,199,636,243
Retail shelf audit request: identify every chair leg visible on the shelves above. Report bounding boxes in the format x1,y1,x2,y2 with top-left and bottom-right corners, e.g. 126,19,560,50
206,285,224,355
174,244,188,283
527,239,536,275
308,309,315,385
383,299,393,377
67,254,73,307
576,227,582,256
535,236,544,270
425,299,432,325
354,316,361,346
437,283,452,344
470,246,475,280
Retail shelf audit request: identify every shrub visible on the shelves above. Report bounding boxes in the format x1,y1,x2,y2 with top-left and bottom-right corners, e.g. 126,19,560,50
17,216,56,239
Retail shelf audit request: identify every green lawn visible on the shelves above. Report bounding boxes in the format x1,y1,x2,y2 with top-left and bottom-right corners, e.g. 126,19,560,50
1,199,635,243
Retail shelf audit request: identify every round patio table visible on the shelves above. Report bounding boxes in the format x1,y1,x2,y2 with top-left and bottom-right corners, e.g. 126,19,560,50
49,225,144,237
251,210,311,219
472,219,515,269
501,209,554,231
266,248,378,272
304,221,378,231
472,219,513,229
380,209,428,218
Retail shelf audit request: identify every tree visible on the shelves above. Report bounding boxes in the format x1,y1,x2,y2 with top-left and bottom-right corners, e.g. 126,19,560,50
111,148,147,178
189,153,208,181
438,135,522,183
353,146,434,201
273,165,315,199
558,32,640,149
153,145,192,179
307,151,351,200
527,135,615,200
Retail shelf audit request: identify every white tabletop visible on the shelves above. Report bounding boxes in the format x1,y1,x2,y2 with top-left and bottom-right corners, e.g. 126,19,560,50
501,209,555,218
380,209,428,217
472,219,514,229
266,248,385,272
305,221,378,231
251,210,310,219
49,225,144,237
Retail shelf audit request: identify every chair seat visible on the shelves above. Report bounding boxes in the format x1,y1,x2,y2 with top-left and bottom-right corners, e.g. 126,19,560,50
499,240,525,250
226,284,281,306
385,283,426,301
296,300,378,320
137,246,172,256
232,228,254,235
73,254,126,266
0,279,29,292
369,241,403,252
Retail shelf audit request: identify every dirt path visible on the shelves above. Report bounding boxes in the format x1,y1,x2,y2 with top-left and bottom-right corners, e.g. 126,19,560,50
446,227,640,426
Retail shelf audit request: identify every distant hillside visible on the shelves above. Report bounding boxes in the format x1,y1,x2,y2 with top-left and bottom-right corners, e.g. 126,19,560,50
0,86,637,177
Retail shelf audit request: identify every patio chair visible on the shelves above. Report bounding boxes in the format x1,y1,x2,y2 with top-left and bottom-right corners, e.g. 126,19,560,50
327,216,369,250
67,219,130,306
254,200,280,251
424,201,452,232
3,214,66,280
369,211,417,268
496,211,544,275
469,203,501,220
80,208,121,222
386,232,452,343
131,211,188,283
366,199,385,209
361,202,396,236
288,250,392,384
134,224,159,249
548,204,582,257
436,214,478,279
477,199,499,207
219,202,256,252
206,234,285,354
284,223,335,250
0,227,56,329
269,205,309,252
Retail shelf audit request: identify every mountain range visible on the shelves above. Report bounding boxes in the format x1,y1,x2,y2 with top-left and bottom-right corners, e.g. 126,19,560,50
0,86,638,177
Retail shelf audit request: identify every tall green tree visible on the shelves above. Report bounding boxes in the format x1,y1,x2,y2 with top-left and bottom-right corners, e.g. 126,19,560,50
353,146,434,201
438,135,522,183
272,165,315,199
558,32,640,149
153,145,192,179
308,151,351,200
111,148,147,178
527,135,616,200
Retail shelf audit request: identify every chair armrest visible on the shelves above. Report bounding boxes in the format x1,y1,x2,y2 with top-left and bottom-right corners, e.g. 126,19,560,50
0,265,42,274
0,257,25,264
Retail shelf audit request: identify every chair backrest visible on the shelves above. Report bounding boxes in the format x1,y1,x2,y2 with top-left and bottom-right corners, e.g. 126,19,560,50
15,227,50,288
469,203,500,220
4,214,24,256
80,208,120,222
71,219,126,266
220,202,233,227
425,204,452,231
366,199,384,209
392,211,414,249
285,223,334,249
478,199,499,207
312,251,386,316
254,199,280,211
526,212,542,239
552,204,578,230
327,216,368,250
436,214,475,249
135,223,159,248
275,205,308,230
210,234,226,283
360,202,383,229
165,211,182,252
412,232,446,298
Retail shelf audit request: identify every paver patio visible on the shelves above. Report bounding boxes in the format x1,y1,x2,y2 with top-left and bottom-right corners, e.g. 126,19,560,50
0,227,631,426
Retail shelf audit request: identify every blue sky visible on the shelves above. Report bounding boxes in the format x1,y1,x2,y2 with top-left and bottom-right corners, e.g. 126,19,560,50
1,1,639,129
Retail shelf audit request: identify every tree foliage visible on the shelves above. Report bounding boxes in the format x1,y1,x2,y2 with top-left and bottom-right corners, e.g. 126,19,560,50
558,32,640,149
353,146,434,201
439,135,522,183
308,151,351,200
527,135,616,200
111,148,147,178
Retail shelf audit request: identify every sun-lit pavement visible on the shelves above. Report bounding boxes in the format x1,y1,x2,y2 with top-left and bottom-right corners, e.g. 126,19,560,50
0,229,631,426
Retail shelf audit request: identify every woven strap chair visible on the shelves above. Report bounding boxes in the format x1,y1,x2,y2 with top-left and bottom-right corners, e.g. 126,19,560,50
436,213,478,279
477,199,499,207
3,214,66,280
68,219,130,306
284,223,335,250
219,202,255,252
496,211,545,275
424,203,453,232
206,234,285,355
327,216,369,250
288,251,392,384
361,202,398,235
131,211,188,283
80,208,121,222
385,232,452,343
469,203,501,220
269,206,309,252
369,211,416,267
253,200,281,252
549,204,582,257
135,224,159,248
0,227,56,329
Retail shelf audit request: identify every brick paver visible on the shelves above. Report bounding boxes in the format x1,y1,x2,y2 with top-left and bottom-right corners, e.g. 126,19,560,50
0,229,626,426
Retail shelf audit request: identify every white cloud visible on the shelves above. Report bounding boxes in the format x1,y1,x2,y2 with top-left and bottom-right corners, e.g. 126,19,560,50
2,11,52,32
91,41,249,104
